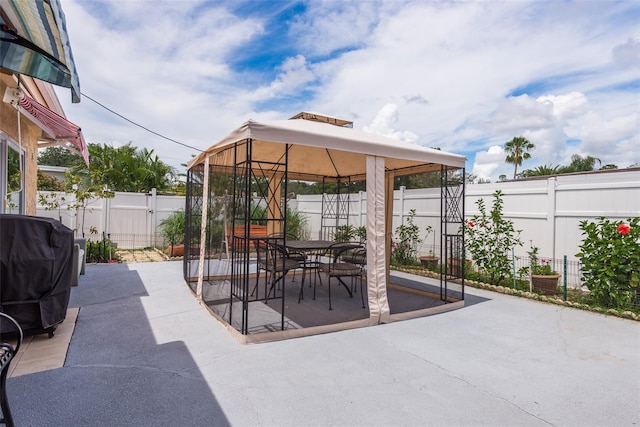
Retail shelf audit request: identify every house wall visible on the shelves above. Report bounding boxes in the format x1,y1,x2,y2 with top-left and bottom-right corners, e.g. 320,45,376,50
1,74,41,215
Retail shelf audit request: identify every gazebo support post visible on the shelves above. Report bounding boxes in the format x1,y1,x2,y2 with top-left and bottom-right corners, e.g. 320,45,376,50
365,156,391,325
196,156,210,300
267,172,283,235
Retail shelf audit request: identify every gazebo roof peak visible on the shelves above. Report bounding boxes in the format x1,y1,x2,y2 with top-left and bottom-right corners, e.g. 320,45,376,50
289,111,353,128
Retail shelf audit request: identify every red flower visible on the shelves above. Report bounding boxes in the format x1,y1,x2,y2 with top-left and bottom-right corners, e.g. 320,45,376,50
618,223,630,235
468,221,475,228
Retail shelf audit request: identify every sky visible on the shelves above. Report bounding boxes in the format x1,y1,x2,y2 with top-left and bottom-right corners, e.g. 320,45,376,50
55,0,640,182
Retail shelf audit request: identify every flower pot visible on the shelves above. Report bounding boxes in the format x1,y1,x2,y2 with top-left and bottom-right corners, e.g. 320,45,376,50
419,255,439,270
167,244,185,257
532,274,560,295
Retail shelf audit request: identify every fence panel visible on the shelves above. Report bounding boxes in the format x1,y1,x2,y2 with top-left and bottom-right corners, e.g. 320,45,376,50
295,169,640,265
37,188,186,249
36,169,639,269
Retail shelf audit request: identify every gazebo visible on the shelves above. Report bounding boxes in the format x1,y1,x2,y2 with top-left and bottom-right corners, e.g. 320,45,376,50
185,112,466,342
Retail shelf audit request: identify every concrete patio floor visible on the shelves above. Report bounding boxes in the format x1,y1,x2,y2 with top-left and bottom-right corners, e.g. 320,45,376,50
6,261,639,426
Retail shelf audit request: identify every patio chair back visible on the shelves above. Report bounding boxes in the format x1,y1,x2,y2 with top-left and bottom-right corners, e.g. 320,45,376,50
0,311,23,427
319,242,366,310
252,237,300,300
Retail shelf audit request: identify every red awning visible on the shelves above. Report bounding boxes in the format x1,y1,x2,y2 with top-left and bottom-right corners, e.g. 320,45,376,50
16,93,89,166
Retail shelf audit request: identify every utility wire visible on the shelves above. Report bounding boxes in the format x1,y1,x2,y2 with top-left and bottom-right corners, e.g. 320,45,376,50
80,92,204,152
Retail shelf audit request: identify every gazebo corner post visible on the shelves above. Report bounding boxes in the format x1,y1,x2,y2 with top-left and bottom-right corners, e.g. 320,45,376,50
365,155,391,325
439,165,466,303
381,166,393,323
196,156,211,300
461,166,466,300
440,165,445,301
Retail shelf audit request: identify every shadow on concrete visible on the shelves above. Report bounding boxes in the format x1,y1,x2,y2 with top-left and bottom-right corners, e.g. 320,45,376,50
8,263,230,426
389,273,491,308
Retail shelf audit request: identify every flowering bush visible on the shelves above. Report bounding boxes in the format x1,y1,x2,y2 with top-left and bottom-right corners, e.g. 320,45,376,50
577,217,640,310
391,209,428,266
466,190,523,285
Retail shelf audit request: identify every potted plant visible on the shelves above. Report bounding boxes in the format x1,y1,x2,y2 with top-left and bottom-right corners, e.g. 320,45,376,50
528,245,560,295
332,225,356,242
160,210,186,257
419,225,439,270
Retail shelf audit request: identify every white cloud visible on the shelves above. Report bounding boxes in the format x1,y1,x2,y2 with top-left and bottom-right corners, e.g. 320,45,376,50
289,2,398,57
536,92,588,120
362,104,418,143
54,0,639,179
249,55,315,102
578,112,640,166
612,38,640,66
472,145,505,181
490,95,557,134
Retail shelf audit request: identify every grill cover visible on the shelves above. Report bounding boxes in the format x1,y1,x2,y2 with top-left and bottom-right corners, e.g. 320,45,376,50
0,214,73,334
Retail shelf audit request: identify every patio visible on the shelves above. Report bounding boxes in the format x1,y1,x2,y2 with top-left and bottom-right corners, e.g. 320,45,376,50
6,261,639,426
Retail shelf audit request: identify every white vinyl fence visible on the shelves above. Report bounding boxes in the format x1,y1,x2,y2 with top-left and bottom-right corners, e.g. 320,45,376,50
36,188,185,249
36,168,639,268
294,168,640,265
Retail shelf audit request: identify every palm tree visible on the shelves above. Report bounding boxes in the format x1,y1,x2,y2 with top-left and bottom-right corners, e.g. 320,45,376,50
520,164,561,177
564,154,601,173
504,136,535,179
72,143,176,193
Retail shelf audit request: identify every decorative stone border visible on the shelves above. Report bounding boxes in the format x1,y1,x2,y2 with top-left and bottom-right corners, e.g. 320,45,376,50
393,266,640,322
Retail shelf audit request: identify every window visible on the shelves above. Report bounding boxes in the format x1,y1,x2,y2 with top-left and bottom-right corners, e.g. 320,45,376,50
1,136,25,214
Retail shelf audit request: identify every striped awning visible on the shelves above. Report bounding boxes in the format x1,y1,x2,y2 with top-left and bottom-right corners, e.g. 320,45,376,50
0,0,81,103
4,86,88,165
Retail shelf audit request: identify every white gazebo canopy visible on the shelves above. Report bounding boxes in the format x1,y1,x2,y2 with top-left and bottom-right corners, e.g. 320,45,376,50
189,115,465,181
189,113,466,329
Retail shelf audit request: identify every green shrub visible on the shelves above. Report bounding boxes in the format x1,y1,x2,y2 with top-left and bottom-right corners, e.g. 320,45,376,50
160,210,186,245
332,225,356,242
391,209,426,266
466,190,523,286
86,237,119,263
577,217,640,310
286,207,309,240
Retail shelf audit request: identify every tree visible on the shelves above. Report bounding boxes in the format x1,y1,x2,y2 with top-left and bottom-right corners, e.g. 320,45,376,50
563,154,601,173
38,146,84,167
504,136,535,179
519,164,561,178
395,170,441,189
71,143,177,193
600,164,618,170
37,169,65,191
63,171,114,237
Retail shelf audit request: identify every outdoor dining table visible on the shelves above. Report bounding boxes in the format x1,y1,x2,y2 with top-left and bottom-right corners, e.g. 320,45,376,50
283,240,362,302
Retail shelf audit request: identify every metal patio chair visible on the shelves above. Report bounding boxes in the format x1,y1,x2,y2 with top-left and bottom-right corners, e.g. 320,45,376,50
265,233,307,282
318,242,366,310
1,312,23,427
252,237,300,301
